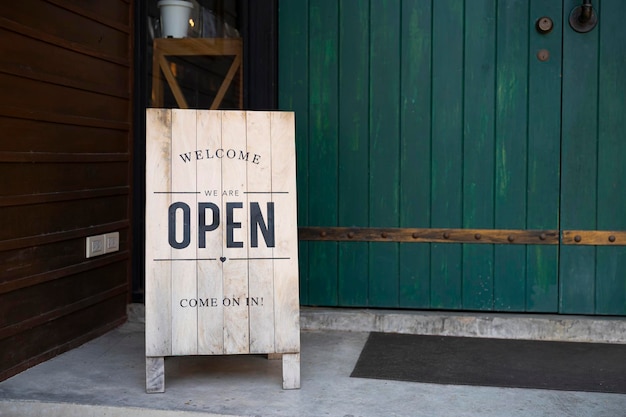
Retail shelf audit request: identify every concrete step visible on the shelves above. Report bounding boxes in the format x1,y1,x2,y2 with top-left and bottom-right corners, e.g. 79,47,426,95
0,400,235,417
3,311,625,417
297,307,626,344
129,303,626,343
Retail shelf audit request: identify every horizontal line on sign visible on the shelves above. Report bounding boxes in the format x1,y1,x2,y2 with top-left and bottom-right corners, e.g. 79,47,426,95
244,191,289,194
153,258,217,261
153,191,200,194
229,257,290,260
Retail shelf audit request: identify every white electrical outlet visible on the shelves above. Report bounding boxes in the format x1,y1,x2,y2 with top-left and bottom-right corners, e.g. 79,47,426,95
104,232,120,253
86,235,105,258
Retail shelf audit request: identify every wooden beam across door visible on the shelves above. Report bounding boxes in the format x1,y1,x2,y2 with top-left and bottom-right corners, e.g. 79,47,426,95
299,227,626,246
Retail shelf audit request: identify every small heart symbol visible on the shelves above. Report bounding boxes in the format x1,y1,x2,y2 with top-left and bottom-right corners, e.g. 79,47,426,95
220,257,226,263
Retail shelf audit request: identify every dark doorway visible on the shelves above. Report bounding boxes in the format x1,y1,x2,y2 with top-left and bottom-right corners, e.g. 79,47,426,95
132,0,278,302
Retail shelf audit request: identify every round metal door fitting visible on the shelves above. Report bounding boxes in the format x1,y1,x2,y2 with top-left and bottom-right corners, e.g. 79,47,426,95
537,49,550,62
536,16,554,34
569,2,598,33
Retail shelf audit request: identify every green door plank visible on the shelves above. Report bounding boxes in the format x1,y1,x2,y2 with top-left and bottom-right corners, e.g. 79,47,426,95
368,0,401,307
560,0,600,314
278,0,310,304
399,0,433,308
525,0,562,312
307,0,339,305
430,0,464,309
461,0,496,310
493,0,530,311
595,0,626,315
337,0,370,306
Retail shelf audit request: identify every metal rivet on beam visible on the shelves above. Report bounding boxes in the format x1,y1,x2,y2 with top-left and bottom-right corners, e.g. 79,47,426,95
540,233,547,241
508,235,515,243
443,232,450,239
320,231,327,237
381,232,388,238
574,235,582,243
609,235,616,243
474,233,481,240
347,232,355,239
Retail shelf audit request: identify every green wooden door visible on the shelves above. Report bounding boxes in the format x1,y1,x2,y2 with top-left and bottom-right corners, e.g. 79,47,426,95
560,0,626,315
278,0,626,315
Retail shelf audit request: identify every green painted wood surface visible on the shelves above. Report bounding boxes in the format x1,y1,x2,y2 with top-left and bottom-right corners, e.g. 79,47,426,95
368,0,401,307
278,0,625,315
337,1,369,306
493,0,529,311
430,0,464,310
399,0,432,308
462,0,496,310
560,0,626,315
525,0,561,312
560,0,600,314
306,0,339,305
595,0,626,315
277,0,309,304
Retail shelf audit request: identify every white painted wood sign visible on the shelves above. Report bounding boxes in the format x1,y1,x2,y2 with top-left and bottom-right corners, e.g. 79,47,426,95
145,109,300,392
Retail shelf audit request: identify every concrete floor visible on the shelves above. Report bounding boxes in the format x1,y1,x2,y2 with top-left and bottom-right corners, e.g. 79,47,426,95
1,308,626,417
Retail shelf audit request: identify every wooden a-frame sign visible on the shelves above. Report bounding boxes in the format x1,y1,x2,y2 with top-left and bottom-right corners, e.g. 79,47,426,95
145,109,300,392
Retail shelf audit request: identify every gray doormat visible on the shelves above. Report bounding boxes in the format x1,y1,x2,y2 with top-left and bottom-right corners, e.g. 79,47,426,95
350,332,626,393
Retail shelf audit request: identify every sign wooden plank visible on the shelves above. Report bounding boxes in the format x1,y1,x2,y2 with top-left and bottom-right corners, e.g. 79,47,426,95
270,112,300,353
221,111,250,354
145,109,172,358
170,109,198,356
145,109,300,391
196,111,225,355
246,111,276,353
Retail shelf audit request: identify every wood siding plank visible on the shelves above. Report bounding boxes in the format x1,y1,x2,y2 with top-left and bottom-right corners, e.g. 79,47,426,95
337,0,369,307
462,0,497,310
0,117,128,153
399,0,432,309
0,295,126,382
368,0,401,307
307,0,338,306
0,1,130,59
560,0,600,314
0,163,128,196
0,74,129,123
430,0,464,309
0,197,128,241
0,29,129,98
595,0,626,315
493,0,529,311
525,0,561,312
277,0,310,305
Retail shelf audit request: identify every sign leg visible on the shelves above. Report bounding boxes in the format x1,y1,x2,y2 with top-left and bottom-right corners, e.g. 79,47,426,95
282,353,300,389
146,356,165,393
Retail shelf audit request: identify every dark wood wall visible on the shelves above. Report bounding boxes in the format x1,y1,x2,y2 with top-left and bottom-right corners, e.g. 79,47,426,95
0,0,133,381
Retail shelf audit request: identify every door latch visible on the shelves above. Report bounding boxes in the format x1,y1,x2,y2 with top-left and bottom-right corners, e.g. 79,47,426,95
569,0,598,33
